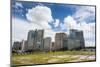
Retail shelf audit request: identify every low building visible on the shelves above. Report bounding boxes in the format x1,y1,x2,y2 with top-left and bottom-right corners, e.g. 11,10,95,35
12,41,21,52
21,40,28,52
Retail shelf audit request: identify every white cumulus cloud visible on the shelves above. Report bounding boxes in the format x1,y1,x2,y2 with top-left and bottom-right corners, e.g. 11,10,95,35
64,16,77,29
16,2,23,8
12,17,56,43
26,5,54,29
12,18,41,42
54,19,60,27
73,6,95,22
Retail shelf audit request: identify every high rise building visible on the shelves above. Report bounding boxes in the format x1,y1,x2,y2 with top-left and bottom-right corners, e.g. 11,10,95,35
55,33,67,51
34,30,44,51
12,29,85,53
67,29,85,50
27,29,44,51
27,30,36,51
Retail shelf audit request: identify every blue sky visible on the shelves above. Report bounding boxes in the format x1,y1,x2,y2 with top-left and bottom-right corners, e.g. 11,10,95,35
12,1,77,20
12,1,96,47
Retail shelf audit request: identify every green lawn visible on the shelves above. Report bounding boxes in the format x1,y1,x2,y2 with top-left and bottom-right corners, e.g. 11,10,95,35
12,51,96,66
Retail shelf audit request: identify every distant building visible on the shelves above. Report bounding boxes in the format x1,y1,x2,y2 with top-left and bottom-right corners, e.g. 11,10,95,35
63,39,68,50
12,40,28,53
21,40,28,52
27,30,36,51
55,33,68,51
34,30,44,51
67,29,85,50
67,39,80,50
12,41,21,52
43,37,51,51
12,29,85,53
51,42,55,51
27,29,44,51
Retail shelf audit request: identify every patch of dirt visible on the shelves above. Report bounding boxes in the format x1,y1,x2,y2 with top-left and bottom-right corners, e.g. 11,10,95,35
68,55,95,62
52,55,70,58
16,58,34,64
48,58,60,63
48,55,95,63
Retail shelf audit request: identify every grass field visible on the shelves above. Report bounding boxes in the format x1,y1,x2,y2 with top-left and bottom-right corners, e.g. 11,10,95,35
12,51,96,66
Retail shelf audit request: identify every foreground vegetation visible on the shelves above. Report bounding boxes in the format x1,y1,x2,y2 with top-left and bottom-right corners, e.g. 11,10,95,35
12,51,96,66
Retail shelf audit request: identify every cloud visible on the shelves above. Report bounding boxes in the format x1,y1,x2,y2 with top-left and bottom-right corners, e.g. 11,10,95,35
16,2,23,8
13,5,95,47
67,6,96,47
12,17,56,43
73,6,95,22
60,22,67,31
25,5,57,42
80,22,95,47
54,19,60,27
26,5,54,29
12,17,42,42
64,16,77,29
71,6,95,47
44,29,56,42
80,22,95,33
12,2,23,9
63,15,95,47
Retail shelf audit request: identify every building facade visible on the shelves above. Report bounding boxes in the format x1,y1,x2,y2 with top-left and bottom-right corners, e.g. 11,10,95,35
27,29,44,51
12,41,21,52
43,37,51,51
67,29,85,50
21,40,28,52
27,30,36,51
51,42,55,51
12,29,85,53
34,30,44,51
55,33,68,51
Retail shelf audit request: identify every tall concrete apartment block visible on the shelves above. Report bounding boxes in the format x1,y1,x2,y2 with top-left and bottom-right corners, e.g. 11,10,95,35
43,37,51,51
34,30,44,51
55,33,68,51
67,29,85,50
27,30,35,51
27,29,44,51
